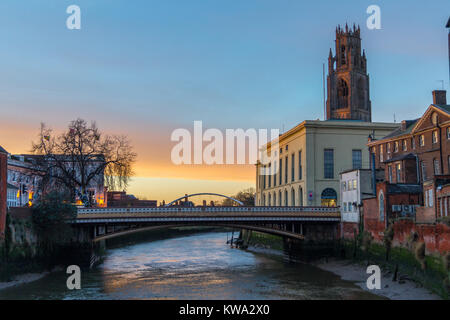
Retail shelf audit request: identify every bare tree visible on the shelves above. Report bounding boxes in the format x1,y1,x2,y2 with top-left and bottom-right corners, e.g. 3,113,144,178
31,119,137,204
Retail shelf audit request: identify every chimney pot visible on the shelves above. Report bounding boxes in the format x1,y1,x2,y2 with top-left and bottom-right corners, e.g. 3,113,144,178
401,120,407,131
432,90,447,105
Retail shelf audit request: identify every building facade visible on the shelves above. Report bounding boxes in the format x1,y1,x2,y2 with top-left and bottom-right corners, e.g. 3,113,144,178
255,120,398,207
7,154,44,207
364,90,450,228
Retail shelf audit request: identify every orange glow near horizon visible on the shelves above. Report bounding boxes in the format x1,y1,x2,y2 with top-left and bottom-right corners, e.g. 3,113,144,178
0,122,255,203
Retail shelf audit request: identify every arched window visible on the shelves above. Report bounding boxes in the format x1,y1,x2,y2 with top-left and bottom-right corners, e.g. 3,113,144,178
268,193,271,206
299,187,303,206
284,190,288,206
291,188,295,206
337,79,349,109
278,191,282,206
379,191,384,221
321,188,337,207
273,192,276,206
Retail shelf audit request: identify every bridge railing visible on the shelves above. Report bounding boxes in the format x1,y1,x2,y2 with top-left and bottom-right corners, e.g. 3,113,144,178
77,206,340,215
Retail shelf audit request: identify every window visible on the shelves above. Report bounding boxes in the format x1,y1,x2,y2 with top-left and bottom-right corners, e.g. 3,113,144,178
394,141,399,152
396,163,401,182
274,192,277,206
263,167,266,189
448,156,450,174
285,145,288,151
299,188,303,206
402,140,407,151
284,190,288,206
379,145,384,162
279,159,282,185
268,164,271,188
353,179,357,190
447,127,450,140
268,193,271,206
433,158,441,175
421,161,427,181
428,189,434,207
388,165,393,183
263,194,266,206
411,137,415,149
291,188,295,206
278,191,282,206
343,202,347,212
285,157,288,184
321,188,337,207
379,191,384,221
352,149,362,169
324,149,334,179
342,181,347,192
273,162,277,187
432,131,438,144
420,135,425,147
387,143,391,154
337,78,349,108
291,153,295,182
298,151,302,180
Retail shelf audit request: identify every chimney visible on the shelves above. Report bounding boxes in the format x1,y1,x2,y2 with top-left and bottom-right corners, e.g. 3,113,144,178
401,120,407,131
432,90,447,105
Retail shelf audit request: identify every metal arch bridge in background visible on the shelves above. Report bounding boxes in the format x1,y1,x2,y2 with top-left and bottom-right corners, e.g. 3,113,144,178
165,193,244,207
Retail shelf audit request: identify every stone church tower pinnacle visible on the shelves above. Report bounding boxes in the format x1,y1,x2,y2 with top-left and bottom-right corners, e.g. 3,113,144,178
326,24,372,122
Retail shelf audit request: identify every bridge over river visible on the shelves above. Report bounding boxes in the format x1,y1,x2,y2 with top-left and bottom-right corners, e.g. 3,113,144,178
74,206,341,243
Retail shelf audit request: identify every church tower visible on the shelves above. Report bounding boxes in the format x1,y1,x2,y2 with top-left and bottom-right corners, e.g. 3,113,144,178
326,24,371,122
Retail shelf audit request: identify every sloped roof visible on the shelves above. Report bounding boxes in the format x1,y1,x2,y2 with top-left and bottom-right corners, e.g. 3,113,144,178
0,145,8,154
384,153,416,163
381,119,419,140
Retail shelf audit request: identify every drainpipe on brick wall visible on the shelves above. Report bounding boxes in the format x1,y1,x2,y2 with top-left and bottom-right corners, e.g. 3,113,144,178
415,154,420,184
439,124,444,176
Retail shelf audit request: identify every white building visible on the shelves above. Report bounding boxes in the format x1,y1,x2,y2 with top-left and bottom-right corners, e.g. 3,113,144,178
7,183,19,208
339,169,382,223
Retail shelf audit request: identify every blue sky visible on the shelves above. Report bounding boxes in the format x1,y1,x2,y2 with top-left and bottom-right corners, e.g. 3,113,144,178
0,1,449,201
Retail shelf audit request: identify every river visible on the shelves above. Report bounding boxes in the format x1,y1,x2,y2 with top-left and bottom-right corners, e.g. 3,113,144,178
0,230,382,300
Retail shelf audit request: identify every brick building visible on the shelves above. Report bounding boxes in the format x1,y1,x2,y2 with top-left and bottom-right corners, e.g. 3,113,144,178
107,191,157,208
0,145,8,240
362,91,450,253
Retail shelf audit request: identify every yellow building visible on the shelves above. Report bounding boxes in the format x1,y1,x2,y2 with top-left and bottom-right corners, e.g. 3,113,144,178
255,120,398,207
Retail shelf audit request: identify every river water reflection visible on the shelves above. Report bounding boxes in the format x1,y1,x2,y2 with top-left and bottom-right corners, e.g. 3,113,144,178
0,231,381,300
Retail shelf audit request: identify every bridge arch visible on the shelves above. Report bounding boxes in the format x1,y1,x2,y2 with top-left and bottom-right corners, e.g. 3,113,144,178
92,224,304,243
166,193,244,207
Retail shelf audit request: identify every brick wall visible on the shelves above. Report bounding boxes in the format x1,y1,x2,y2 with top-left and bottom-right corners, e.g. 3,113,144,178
391,220,450,255
363,197,386,242
341,221,359,240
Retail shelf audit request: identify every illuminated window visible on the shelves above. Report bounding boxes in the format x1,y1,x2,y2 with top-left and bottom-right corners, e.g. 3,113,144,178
394,141,399,152
420,135,425,147
402,140,407,151
321,188,337,207
432,131,438,144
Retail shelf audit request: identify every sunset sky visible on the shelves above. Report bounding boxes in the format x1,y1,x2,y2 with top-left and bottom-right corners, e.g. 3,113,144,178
0,1,449,203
